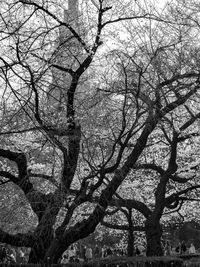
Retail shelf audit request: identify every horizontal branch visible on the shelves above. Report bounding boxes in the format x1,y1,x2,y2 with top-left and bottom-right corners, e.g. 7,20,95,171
0,228,35,247
109,198,151,218
133,163,165,175
165,185,200,206
101,220,145,232
0,171,18,184
51,64,74,76
170,174,195,183
103,14,173,27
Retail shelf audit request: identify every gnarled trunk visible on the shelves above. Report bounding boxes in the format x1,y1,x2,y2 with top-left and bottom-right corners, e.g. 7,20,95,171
43,238,65,264
28,228,55,263
29,240,47,263
28,192,63,264
145,218,163,256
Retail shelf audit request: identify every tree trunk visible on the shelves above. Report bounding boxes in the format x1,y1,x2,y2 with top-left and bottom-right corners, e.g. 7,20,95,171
127,230,134,256
29,242,46,263
127,208,134,256
28,202,60,263
43,238,65,263
28,228,55,263
145,218,163,256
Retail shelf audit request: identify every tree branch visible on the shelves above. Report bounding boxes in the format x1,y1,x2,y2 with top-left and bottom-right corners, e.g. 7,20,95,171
19,0,90,53
101,220,145,232
0,171,18,184
0,228,35,247
0,149,33,193
165,185,200,207
133,163,165,175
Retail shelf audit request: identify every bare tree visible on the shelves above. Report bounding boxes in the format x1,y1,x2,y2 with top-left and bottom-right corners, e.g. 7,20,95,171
96,4,200,255
0,0,200,262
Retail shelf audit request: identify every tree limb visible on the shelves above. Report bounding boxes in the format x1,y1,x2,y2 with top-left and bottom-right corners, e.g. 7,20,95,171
101,220,145,232
0,148,33,194
0,228,36,247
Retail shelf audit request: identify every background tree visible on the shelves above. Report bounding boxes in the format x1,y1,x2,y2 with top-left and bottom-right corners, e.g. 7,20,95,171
101,206,145,256
98,2,200,255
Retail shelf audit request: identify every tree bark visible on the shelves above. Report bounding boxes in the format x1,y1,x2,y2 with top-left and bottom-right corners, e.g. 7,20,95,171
127,208,134,256
145,218,163,256
127,230,134,256
28,227,55,263
43,238,64,263
29,239,47,263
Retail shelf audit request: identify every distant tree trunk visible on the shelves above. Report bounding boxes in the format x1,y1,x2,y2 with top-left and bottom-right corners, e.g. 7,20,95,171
127,208,134,256
145,218,163,256
127,230,134,256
